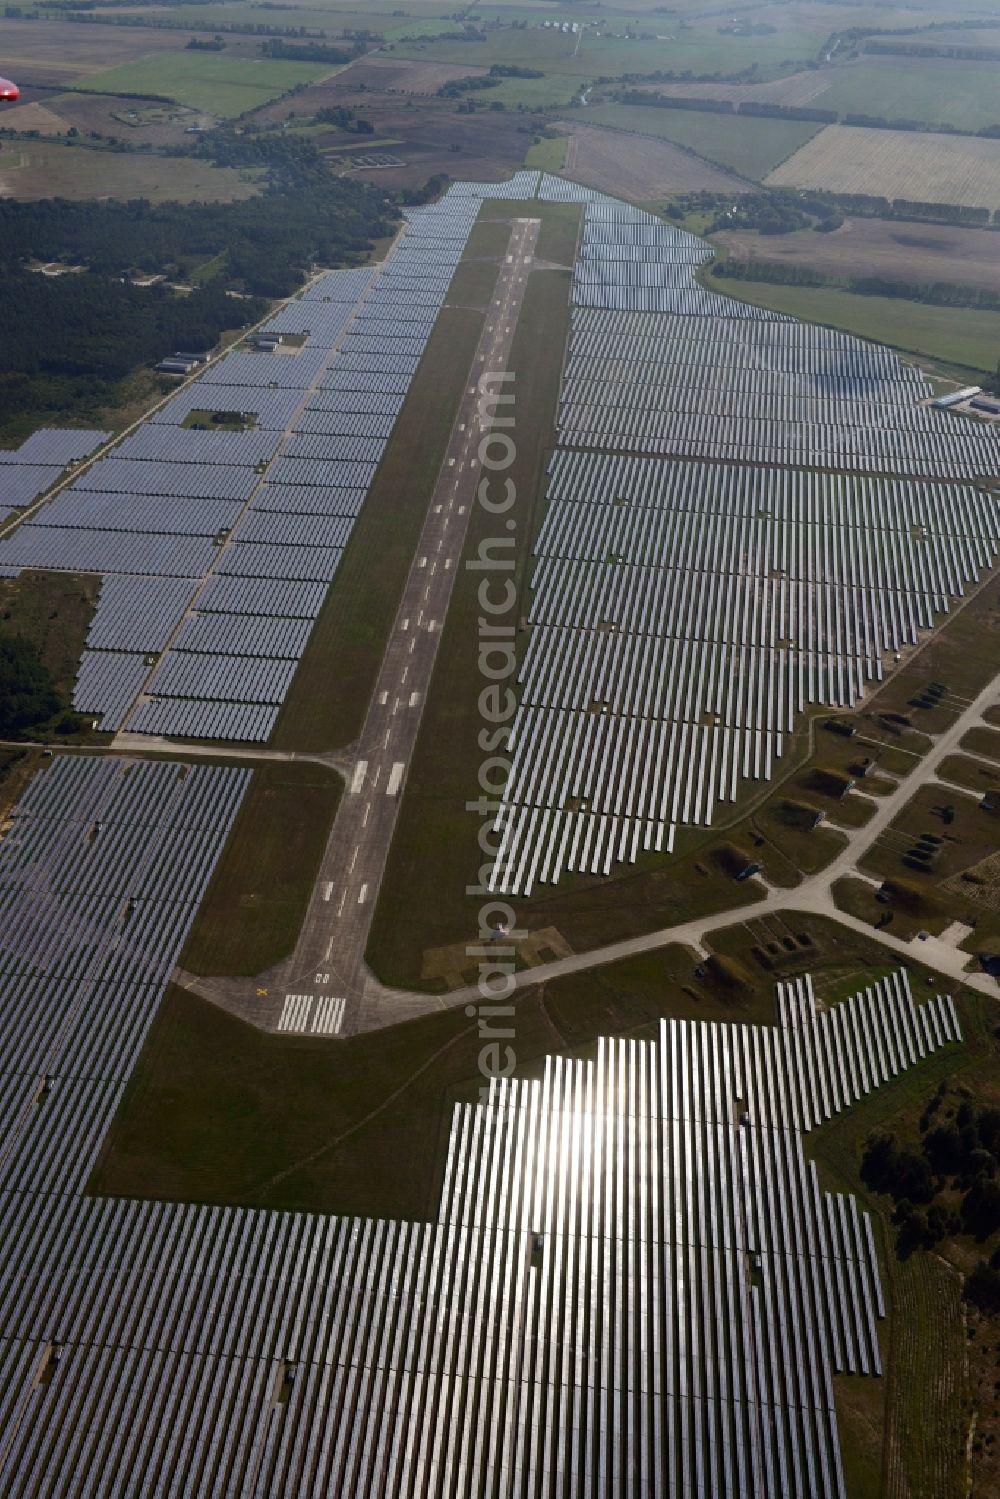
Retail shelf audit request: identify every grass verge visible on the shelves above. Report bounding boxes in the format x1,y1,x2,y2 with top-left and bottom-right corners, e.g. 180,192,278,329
365,259,577,989
180,760,342,977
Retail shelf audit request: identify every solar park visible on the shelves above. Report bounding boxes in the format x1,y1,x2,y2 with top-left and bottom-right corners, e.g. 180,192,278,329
0,754,965,1495
0,169,999,1492
4,171,997,911
488,176,1000,895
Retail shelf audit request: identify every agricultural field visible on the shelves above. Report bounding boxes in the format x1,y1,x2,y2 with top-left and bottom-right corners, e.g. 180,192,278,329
767,124,1000,209
0,138,261,202
811,58,1000,134
315,54,491,95
392,15,828,78
714,277,1000,375
626,69,838,109
74,51,335,118
0,17,196,85
2,89,212,148
712,219,1000,297
257,90,530,190
558,121,749,199
579,102,823,181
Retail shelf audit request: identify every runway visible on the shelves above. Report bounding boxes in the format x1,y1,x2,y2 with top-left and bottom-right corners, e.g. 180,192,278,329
275,215,541,1035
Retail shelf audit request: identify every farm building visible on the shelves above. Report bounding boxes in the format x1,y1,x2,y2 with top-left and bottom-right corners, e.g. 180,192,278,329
932,386,981,408
155,357,198,375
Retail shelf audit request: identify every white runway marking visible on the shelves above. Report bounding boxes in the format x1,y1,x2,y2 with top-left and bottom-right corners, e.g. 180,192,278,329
277,993,313,1031
386,761,405,796
321,881,333,902
349,761,367,795
357,883,369,904
277,993,345,1035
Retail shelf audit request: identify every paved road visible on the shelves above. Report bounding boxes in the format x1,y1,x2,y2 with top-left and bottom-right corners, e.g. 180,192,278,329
256,217,542,1037
109,732,350,775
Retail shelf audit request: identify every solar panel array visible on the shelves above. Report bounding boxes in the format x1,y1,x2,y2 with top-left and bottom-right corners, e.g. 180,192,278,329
0,213,482,738
0,428,110,466
0,428,109,529
490,192,1000,894
0,761,961,1499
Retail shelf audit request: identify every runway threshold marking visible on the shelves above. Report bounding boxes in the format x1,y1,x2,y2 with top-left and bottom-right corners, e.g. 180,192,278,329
349,761,368,794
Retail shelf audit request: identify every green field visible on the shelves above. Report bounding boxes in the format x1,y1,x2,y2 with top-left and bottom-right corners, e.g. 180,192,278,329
75,52,334,117
814,60,1000,133
580,103,822,180
712,274,1000,375
525,133,568,172
393,15,828,78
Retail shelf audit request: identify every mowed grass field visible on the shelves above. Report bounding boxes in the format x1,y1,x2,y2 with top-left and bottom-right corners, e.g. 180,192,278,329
75,52,334,116
579,103,822,181
180,761,342,978
711,275,1000,375
0,139,261,202
525,134,568,172
767,124,1000,208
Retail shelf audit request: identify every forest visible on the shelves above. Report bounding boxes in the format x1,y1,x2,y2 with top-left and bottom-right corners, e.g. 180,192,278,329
0,275,264,436
0,167,395,297
0,162,395,434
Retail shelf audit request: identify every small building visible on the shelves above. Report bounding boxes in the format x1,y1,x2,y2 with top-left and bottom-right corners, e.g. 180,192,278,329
970,395,1000,416
156,358,197,375
172,351,207,365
